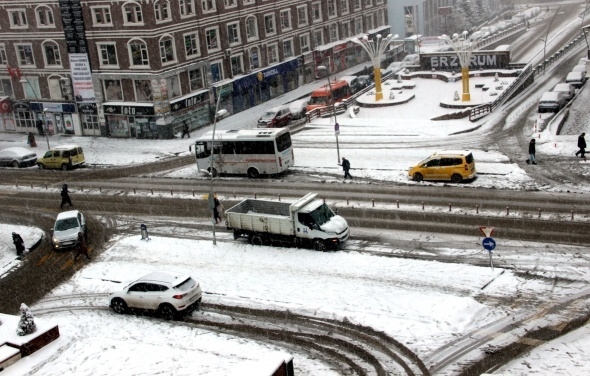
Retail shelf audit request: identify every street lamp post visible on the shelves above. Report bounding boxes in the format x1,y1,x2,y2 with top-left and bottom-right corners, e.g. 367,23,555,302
541,6,562,75
316,65,340,163
439,31,482,102
208,86,229,246
351,33,399,101
20,77,50,149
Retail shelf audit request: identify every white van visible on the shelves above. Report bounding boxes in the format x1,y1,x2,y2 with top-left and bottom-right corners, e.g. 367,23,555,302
571,64,587,73
552,83,575,101
566,71,586,88
402,54,420,66
538,91,567,113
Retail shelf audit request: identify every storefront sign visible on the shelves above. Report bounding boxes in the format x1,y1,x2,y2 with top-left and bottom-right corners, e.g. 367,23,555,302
60,0,88,54
234,59,299,92
69,53,95,102
333,43,347,53
77,103,97,114
12,101,30,111
170,91,209,112
421,51,511,70
30,102,76,113
104,104,155,116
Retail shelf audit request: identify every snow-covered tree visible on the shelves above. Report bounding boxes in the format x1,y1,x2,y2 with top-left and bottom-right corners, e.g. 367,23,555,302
16,303,37,336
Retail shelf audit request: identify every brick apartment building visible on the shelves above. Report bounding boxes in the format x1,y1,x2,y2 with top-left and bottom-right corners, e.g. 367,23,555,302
0,0,389,139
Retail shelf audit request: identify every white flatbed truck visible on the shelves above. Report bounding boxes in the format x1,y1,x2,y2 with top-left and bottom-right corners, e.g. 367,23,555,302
225,193,349,251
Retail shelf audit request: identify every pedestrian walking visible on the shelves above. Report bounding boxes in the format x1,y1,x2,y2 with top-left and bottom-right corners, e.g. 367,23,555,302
27,132,37,147
60,184,73,209
341,157,353,179
575,132,586,159
74,232,90,261
181,122,190,138
526,139,537,165
12,232,25,258
213,196,223,224
36,120,44,136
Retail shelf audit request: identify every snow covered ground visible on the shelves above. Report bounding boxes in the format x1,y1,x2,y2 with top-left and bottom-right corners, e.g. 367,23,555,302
2,13,590,374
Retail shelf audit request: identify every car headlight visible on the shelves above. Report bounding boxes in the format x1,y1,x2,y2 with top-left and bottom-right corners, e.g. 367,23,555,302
52,237,59,244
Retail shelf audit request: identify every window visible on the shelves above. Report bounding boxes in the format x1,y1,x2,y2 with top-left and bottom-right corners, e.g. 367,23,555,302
82,114,100,131
297,6,307,26
249,47,260,69
166,75,181,98
365,13,373,30
15,111,35,128
312,2,321,22
354,0,361,10
210,61,223,82
22,77,40,99
378,9,384,26
129,39,149,66
0,79,13,97
313,30,323,47
329,24,338,42
179,0,195,16
224,0,237,7
230,55,243,75
159,36,176,64
36,6,55,27
355,17,362,34
264,14,276,35
341,0,349,14
202,0,216,12
98,43,118,67
342,22,349,38
154,1,171,22
299,34,310,53
188,68,204,91
365,0,373,7
267,43,278,64
134,80,153,102
103,79,123,101
16,44,35,66
328,0,336,17
280,10,291,31
283,39,293,58
184,33,200,57
92,6,112,26
227,23,240,45
243,0,254,4
48,77,64,100
0,46,7,65
246,16,258,40
123,2,143,25
9,10,28,28
44,42,61,66
205,28,219,51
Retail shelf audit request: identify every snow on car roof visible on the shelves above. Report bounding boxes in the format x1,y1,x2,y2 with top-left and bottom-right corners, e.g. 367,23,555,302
138,271,190,285
56,210,80,220
52,144,81,150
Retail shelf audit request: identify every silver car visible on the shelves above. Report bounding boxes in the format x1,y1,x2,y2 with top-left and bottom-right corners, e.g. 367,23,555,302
109,271,202,319
51,210,87,250
0,147,37,168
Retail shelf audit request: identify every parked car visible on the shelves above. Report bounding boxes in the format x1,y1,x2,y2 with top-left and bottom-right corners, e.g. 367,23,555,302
537,91,567,113
566,71,586,88
552,83,576,101
356,75,371,89
51,210,87,251
37,144,85,170
0,147,37,168
340,75,362,93
288,98,309,119
109,271,203,319
257,106,291,128
571,64,587,73
408,150,477,183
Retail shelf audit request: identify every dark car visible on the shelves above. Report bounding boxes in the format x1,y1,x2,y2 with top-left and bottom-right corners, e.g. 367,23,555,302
0,147,37,168
257,106,292,128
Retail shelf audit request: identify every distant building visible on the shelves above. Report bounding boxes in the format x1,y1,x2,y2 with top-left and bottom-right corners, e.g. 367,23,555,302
0,0,389,139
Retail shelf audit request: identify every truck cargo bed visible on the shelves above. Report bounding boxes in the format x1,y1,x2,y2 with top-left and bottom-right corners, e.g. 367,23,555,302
226,199,295,236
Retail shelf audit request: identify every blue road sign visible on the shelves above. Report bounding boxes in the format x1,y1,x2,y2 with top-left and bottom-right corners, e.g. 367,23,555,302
482,237,496,251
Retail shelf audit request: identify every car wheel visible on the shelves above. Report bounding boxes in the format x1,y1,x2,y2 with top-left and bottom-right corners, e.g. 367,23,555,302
250,234,263,246
158,303,178,320
413,173,423,182
451,174,463,183
12,161,19,168
38,163,46,170
208,167,217,177
61,164,69,171
313,240,328,252
247,167,260,179
233,230,240,240
111,298,128,314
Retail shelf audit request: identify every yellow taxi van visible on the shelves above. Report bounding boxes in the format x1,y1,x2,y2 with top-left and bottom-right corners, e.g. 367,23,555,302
37,144,85,170
408,150,476,183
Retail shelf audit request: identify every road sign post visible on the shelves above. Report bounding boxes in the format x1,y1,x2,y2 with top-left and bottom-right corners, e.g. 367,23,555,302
482,237,496,271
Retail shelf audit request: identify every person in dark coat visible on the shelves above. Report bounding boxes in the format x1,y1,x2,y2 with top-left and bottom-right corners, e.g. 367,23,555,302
575,132,586,159
74,232,90,261
341,157,353,179
27,132,37,147
213,197,222,224
526,139,537,165
181,122,190,138
60,184,73,209
36,120,44,136
12,232,25,257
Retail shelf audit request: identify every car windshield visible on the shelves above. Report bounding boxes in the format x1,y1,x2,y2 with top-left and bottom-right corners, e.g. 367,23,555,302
174,277,196,291
308,203,335,226
260,111,277,120
55,217,79,231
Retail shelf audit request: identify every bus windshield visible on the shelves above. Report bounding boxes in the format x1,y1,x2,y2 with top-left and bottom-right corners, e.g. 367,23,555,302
275,132,292,152
195,142,210,159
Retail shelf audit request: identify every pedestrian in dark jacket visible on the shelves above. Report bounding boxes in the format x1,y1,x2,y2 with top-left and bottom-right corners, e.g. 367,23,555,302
213,197,222,224
526,139,537,165
12,232,25,257
181,122,190,138
60,184,73,209
36,120,44,136
575,132,586,159
27,132,37,147
341,157,353,179
74,232,90,261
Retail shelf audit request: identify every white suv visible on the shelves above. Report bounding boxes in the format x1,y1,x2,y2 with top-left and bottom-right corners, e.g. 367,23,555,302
51,210,87,250
109,271,202,319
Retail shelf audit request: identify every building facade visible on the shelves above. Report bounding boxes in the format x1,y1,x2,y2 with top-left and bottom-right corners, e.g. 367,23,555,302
0,0,389,139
